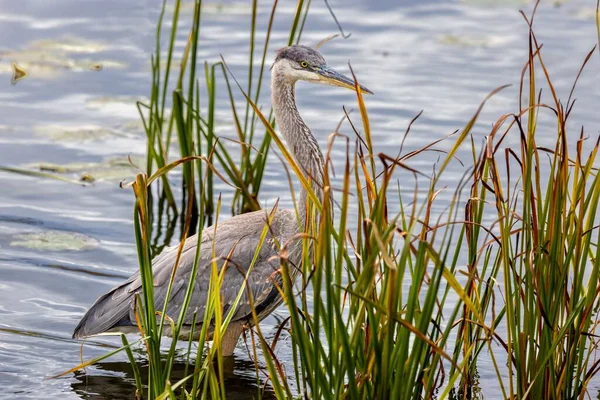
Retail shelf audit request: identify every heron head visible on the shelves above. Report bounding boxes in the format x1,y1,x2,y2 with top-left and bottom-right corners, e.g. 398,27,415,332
272,45,373,95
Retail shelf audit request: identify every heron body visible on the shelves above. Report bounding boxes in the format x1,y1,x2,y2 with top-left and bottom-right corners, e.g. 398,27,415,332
73,45,372,356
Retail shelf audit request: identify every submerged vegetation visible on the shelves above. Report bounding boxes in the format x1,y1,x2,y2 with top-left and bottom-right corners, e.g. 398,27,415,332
57,1,600,399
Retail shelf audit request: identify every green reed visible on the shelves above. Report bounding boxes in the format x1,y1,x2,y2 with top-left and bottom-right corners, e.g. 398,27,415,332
248,73,501,399
121,0,310,398
446,6,600,398
139,0,310,232
237,4,599,399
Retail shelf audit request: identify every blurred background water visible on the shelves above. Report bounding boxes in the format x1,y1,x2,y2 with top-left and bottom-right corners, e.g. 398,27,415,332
0,0,598,398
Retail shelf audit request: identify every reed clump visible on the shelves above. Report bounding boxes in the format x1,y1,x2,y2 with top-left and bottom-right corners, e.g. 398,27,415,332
61,1,600,399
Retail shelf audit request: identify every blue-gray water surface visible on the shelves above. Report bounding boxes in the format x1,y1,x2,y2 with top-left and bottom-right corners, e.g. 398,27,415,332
0,0,599,398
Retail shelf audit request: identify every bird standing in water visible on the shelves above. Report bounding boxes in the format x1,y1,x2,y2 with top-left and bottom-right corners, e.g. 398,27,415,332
73,45,372,356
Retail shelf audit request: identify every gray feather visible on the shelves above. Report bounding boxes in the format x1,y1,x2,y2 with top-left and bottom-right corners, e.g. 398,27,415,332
72,209,298,339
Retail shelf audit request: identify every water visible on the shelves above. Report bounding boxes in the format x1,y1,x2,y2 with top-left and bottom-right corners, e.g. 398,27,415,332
0,0,598,398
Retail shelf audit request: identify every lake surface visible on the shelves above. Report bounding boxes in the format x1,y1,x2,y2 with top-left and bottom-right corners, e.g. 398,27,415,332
0,0,599,398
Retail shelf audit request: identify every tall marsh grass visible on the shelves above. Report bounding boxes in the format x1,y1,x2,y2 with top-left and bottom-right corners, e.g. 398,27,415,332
62,1,600,399
139,0,311,237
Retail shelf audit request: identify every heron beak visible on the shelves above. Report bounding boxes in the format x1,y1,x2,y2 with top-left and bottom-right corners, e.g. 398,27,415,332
314,65,374,95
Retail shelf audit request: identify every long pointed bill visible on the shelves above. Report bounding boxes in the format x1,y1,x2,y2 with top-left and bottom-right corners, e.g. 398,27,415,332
314,65,374,95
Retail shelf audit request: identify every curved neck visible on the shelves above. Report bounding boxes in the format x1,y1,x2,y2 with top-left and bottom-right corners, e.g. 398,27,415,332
271,72,324,225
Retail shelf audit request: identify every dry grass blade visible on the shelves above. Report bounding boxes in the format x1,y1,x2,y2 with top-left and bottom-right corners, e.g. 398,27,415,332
48,337,147,379
314,33,339,50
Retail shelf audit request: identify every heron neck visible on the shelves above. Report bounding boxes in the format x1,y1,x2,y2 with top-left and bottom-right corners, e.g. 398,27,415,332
271,76,324,227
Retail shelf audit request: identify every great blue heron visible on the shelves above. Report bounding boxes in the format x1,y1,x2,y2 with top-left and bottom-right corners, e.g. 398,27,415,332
73,45,372,356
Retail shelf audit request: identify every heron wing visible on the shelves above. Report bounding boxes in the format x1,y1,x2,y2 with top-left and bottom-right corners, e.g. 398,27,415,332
72,209,296,339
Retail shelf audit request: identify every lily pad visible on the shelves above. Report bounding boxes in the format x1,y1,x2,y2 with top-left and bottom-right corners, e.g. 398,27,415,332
33,125,123,142
36,162,97,173
0,125,15,134
438,34,510,48
117,119,173,139
84,96,149,119
11,231,99,251
85,95,149,111
0,166,90,185
0,37,127,80
168,2,249,15
573,8,597,19
28,38,108,54
27,155,145,182
460,0,530,6
460,0,563,6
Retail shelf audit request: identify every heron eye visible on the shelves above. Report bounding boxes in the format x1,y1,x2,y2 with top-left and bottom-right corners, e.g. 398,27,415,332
300,61,309,68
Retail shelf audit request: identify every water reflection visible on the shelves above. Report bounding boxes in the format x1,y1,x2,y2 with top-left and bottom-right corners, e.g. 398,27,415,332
71,357,276,400
448,368,484,400
148,191,179,258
